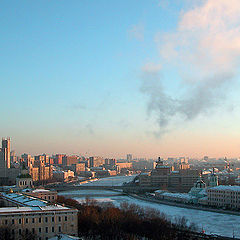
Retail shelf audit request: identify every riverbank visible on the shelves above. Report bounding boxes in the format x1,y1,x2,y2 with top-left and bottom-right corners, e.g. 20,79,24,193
128,193,240,216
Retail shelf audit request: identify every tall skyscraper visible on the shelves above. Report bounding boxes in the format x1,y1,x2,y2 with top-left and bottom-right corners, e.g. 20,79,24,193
0,138,11,169
127,154,132,162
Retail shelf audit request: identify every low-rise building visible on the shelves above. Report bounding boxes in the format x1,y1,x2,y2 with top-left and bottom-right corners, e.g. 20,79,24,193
53,170,75,182
0,192,78,239
24,189,57,202
207,185,240,209
16,174,33,189
155,191,196,203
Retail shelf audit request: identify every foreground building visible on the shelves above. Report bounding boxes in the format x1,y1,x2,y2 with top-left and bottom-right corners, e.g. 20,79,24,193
23,189,58,202
0,192,78,239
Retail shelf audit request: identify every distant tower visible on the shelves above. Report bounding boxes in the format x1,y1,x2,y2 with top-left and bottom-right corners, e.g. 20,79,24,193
209,168,218,187
127,154,133,162
156,157,164,167
0,138,11,169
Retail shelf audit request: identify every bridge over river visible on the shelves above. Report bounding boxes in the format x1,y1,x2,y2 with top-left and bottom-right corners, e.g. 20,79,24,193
46,184,159,193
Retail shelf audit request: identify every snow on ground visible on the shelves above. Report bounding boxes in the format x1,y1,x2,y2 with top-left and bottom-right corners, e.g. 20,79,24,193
65,175,240,238
73,194,240,238
59,190,120,196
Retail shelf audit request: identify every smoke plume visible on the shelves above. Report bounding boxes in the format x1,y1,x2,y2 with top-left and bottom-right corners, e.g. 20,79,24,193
141,0,240,135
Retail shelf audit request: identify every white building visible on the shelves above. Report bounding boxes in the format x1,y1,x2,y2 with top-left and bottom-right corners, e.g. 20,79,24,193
207,185,240,209
0,192,78,239
155,190,196,203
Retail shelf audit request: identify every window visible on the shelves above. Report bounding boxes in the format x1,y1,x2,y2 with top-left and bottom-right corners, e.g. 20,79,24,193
19,219,21,224
39,228,41,233
58,226,61,232
11,229,14,235
12,219,14,224
39,217,41,223
19,229,21,235
45,217,48,223
58,216,61,222
45,227,48,233
26,218,28,224
32,228,35,233
65,216,67,221
26,229,29,234
52,217,54,222
32,218,35,223
52,227,54,232
5,220,7,224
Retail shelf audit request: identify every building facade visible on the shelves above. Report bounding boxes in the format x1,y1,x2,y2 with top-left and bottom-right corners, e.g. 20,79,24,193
207,185,240,209
62,156,79,166
0,192,78,240
24,189,58,202
89,157,105,168
0,138,11,174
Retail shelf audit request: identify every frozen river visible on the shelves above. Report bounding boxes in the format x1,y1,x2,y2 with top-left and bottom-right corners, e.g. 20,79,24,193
60,175,240,238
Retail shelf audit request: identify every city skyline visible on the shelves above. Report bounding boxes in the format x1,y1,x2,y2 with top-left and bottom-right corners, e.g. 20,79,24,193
2,0,240,158
3,136,240,160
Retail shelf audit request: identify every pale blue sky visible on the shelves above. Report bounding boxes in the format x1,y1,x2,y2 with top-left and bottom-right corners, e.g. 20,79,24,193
1,0,240,158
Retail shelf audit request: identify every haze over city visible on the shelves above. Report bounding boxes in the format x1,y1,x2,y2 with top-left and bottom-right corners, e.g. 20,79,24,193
1,0,240,158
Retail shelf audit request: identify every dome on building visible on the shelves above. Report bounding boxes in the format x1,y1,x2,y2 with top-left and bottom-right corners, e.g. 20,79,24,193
189,176,206,198
194,179,206,189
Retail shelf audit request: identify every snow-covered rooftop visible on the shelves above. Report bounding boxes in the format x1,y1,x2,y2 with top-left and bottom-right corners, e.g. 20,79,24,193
0,193,69,211
198,189,207,195
209,185,240,192
49,234,80,240
161,192,196,200
155,190,166,194
32,189,50,193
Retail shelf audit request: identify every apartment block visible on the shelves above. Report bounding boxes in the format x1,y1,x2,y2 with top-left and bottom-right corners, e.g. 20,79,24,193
0,192,78,240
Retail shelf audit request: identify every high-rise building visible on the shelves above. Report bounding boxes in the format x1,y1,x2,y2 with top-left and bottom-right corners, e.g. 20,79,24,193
89,156,104,168
105,158,116,165
0,137,11,169
55,154,64,165
62,155,79,166
127,154,132,162
10,150,16,164
22,153,34,167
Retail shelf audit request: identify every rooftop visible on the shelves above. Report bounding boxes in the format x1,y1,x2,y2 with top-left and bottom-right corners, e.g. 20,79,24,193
209,185,240,192
161,192,196,200
0,193,70,213
49,234,80,240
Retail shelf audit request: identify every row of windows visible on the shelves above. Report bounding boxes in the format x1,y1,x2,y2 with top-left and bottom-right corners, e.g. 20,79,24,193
209,194,239,199
41,195,55,200
12,226,62,235
3,216,68,225
209,198,240,204
209,190,240,194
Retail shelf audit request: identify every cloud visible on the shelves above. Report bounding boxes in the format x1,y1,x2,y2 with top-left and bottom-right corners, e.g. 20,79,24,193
159,0,240,75
142,62,162,73
128,23,144,41
142,0,240,135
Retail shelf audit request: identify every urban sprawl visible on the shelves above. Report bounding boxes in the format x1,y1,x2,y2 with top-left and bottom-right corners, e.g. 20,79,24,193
0,137,240,239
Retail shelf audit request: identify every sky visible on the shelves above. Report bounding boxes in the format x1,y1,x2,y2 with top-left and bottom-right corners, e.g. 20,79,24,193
1,0,240,158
